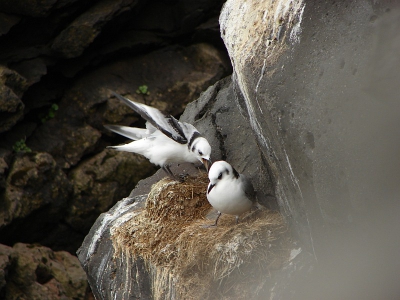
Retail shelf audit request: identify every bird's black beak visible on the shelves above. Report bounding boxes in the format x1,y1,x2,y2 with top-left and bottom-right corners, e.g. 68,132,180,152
207,183,215,194
202,158,212,172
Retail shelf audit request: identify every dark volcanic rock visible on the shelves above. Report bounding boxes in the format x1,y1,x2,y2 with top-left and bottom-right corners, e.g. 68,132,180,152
51,0,140,58
0,66,27,133
132,0,224,35
0,0,58,17
0,13,20,36
0,86,24,134
0,243,87,300
0,244,12,294
10,58,48,86
29,120,102,169
0,66,29,98
66,149,156,234
0,152,71,245
0,157,8,189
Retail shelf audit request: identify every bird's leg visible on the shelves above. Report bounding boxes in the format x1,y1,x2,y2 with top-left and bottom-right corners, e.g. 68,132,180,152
214,211,222,226
162,165,183,182
201,211,221,228
162,165,174,178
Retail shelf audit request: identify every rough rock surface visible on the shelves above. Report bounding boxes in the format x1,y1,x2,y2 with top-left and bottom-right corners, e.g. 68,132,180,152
0,243,88,300
79,0,400,299
0,66,27,133
0,152,71,244
66,150,156,235
219,0,400,299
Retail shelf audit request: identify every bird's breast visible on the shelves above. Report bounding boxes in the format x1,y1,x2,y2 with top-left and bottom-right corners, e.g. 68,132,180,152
206,180,252,216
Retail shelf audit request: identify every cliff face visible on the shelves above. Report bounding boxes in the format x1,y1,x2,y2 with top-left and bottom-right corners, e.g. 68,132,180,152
219,0,400,298
78,0,400,299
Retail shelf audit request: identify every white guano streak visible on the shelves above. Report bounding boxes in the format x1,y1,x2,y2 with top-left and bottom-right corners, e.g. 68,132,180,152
86,198,141,261
290,4,305,44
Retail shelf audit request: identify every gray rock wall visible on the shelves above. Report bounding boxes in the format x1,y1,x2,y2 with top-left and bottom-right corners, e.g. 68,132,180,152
220,0,400,298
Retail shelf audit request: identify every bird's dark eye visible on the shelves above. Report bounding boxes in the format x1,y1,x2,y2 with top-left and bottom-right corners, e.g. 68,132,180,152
198,150,203,156
218,173,222,180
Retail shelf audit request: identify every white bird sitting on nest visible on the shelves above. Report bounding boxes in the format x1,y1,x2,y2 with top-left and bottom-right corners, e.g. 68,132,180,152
206,161,256,226
105,92,211,181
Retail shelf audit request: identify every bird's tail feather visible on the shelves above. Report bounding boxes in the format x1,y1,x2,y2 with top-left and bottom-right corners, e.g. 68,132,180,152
106,140,149,155
105,125,147,140
106,144,141,153
107,145,122,150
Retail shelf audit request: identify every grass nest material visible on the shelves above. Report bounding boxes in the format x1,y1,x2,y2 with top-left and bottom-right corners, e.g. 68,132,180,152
112,172,290,299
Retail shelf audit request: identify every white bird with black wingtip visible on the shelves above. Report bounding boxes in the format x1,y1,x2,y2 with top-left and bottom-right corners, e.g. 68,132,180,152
206,160,256,226
105,92,212,180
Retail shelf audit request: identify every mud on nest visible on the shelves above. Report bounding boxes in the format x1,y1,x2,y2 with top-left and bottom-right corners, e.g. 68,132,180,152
112,172,291,299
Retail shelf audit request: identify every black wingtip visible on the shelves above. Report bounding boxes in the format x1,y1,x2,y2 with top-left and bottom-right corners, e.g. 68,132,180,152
232,166,240,179
110,91,188,145
111,92,143,115
207,183,215,194
110,91,124,101
111,91,128,103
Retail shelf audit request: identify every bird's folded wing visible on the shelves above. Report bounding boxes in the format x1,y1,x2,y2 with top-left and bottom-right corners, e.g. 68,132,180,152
112,92,187,144
241,175,257,203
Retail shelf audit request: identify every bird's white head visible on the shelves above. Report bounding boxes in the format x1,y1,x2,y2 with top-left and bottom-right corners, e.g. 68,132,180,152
190,136,212,171
207,161,239,194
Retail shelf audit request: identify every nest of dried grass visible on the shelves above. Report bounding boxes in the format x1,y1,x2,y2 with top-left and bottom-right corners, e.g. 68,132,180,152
112,172,290,299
